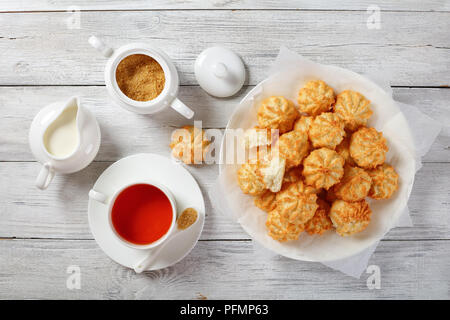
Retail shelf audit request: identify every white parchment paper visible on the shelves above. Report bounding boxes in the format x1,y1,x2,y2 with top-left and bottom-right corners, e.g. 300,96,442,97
209,47,442,278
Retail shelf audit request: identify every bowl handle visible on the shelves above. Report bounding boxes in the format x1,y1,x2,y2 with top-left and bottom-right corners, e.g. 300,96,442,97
170,98,194,119
88,36,113,58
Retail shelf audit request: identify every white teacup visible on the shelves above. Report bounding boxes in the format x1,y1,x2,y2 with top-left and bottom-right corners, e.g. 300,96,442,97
89,181,177,250
89,36,194,119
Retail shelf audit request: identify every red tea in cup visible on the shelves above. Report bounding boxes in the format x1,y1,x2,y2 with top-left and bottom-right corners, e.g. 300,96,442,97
111,184,173,245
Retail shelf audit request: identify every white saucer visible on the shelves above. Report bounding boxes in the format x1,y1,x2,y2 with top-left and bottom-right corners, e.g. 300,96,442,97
87,153,205,271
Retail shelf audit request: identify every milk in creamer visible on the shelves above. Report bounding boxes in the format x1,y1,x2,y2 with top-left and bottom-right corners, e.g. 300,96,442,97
43,104,79,158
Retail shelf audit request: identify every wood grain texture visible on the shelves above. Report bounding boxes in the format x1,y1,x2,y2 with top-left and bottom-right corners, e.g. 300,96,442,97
0,11,449,86
1,86,449,162
1,161,449,240
1,0,449,12
0,239,448,299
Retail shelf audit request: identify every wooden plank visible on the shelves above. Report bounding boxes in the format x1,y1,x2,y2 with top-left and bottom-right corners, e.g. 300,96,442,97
392,88,450,163
0,11,449,86
0,238,448,299
1,0,449,12
0,86,449,162
0,161,449,241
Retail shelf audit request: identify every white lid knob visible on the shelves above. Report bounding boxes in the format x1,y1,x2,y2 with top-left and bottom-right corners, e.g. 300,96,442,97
213,63,228,79
195,47,246,98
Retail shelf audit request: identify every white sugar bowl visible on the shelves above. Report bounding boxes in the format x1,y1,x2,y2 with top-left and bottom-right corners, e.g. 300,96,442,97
89,36,194,119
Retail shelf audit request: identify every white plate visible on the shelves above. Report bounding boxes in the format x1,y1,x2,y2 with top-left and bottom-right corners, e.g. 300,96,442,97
219,61,416,262
88,153,205,270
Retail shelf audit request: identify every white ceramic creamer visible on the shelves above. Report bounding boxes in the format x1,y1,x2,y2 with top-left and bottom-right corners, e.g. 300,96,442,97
29,97,101,190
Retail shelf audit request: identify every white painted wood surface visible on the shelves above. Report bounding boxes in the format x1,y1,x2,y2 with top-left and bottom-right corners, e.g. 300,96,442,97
0,1,449,299
1,0,449,12
0,11,449,86
1,239,449,299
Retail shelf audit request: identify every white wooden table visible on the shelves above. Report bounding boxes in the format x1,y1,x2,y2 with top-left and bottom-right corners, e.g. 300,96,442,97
1,1,449,299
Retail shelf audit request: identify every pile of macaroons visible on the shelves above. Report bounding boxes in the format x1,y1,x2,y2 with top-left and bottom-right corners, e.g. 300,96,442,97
237,80,399,242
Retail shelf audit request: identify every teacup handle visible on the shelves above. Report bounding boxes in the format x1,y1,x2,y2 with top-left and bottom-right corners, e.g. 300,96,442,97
36,163,55,190
170,98,194,119
88,36,113,58
89,189,109,204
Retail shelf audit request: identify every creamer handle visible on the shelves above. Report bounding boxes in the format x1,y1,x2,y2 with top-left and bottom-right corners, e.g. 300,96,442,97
35,163,55,190
170,98,194,119
88,36,113,58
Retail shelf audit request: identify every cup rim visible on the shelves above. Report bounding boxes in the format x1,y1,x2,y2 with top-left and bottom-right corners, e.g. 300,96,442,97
107,181,177,250
110,49,173,109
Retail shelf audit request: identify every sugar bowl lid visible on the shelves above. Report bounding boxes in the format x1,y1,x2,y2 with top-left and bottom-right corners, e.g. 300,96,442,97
194,47,246,98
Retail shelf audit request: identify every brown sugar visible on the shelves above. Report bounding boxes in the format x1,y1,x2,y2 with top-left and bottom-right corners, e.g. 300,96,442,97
177,208,198,230
115,54,165,101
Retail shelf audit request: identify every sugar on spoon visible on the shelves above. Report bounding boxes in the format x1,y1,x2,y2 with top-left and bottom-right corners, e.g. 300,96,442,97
133,207,198,273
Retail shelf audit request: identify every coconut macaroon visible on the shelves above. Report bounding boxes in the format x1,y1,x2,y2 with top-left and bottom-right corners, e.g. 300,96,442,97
350,127,388,169
257,96,298,134
237,148,286,195
237,162,267,196
277,130,310,168
335,135,356,166
302,148,345,190
293,116,314,134
332,165,372,202
367,163,399,199
258,155,286,193
333,90,373,131
275,180,318,225
329,199,372,236
170,125,211,164
297,80,335,116
266,209,305,242
254,190,277,213
305,199,334,235
308,112,346,149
